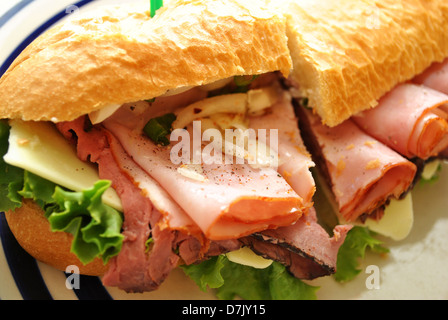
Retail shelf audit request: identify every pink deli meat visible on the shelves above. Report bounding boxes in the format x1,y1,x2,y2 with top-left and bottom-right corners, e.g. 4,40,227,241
107,132,203,236
353,83,448,160
413,58,448,95
413,58,448,158
249,90,316,209
103,118,304,241
299,108,417,222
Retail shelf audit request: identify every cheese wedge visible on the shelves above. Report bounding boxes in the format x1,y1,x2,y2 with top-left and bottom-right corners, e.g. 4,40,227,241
4,120,122,211
226,246,273,269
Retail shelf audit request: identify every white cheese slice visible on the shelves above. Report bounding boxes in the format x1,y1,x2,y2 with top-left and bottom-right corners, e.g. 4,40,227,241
421,159,441,180
226,246,273,269
4,120,122,212
363,193,414,241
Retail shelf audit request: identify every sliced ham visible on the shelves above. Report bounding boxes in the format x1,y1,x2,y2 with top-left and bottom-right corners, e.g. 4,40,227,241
352,83,448,160
103,118,303,240
249,90,316,208
298,107,417,222
412,57,448,160
413,58,448,95
107,133,203,237
241,207,351,279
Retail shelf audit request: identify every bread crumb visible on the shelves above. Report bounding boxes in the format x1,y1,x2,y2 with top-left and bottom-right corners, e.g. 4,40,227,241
366,159,381,170
336,158,346,176
364,140,377,147
17,138,30,146
345,143,355,150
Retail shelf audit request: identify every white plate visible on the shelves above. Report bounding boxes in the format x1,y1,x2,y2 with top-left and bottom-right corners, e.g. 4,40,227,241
0,0,447,300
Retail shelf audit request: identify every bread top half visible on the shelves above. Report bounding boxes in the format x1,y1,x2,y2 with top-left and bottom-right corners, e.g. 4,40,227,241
277,0,448,126
0,0,447,126
0,0,292,122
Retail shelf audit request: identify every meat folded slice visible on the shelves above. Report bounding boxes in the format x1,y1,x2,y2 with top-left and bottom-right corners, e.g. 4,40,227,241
107,132,203,237
241,207,351,279
106,128,242,265
103,119,303,241
352,83,448,160
298,107,417,222
249,90,316,209
413,58,448,95
412,58,448,160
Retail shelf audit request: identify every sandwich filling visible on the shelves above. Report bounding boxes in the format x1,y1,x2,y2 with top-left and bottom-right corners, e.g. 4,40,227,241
39,73,350,293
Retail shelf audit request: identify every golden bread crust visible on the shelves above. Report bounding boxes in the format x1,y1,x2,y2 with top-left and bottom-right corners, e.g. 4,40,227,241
277,0,448,126
0,0,291,122
5,200,108,276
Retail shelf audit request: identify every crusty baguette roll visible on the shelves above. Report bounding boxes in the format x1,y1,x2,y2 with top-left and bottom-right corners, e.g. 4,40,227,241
0,0,292,122
275,0,448,127
5,200,108,276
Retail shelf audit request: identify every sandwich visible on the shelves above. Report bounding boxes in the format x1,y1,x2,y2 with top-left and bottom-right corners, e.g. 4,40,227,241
0,0,447,300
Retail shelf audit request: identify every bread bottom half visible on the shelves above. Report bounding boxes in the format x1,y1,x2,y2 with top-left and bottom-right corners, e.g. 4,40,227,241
4,199,108,277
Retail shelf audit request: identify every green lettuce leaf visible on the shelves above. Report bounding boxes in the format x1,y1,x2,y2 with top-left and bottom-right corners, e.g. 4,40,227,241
333,226,389,283
181,255,319,300
268,262,319,300
182,255,226,292
0,120,24,212
45,180,124,265
19,171,58,207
